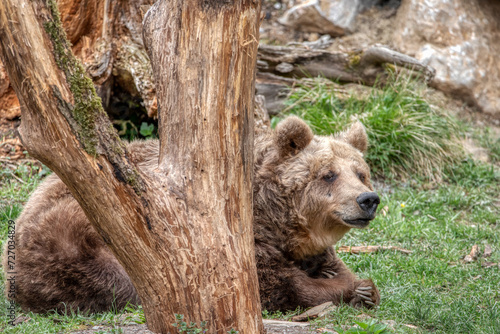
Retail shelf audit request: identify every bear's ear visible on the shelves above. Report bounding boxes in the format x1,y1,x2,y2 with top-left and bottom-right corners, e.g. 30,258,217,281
274,116,314,157
338,121,368,153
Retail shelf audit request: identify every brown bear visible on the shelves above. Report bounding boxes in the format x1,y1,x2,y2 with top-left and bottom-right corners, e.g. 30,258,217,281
2,116,380,314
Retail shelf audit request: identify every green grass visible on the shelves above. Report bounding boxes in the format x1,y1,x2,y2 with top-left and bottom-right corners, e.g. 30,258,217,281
1,76,499,333
0,163,46,236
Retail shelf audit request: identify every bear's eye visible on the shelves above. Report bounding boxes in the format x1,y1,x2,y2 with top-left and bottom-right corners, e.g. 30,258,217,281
357,172,366,183
322,171,337,183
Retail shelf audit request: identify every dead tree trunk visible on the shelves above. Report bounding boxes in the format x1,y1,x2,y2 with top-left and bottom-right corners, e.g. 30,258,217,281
0,0,263,333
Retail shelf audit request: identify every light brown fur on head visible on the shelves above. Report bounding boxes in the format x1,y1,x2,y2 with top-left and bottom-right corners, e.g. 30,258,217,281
254,118,375,259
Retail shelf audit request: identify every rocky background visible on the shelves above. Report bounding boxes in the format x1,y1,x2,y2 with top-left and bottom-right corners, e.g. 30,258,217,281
1,0,499,161
261,0,500,118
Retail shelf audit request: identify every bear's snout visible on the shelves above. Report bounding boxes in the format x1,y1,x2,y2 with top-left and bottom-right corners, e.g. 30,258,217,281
356,192,380,218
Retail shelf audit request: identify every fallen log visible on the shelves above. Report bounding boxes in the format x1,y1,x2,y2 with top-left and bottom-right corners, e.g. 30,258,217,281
257,43,436,86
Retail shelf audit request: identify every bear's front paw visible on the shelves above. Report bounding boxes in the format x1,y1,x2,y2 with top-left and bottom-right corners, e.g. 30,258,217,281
350,279,380,308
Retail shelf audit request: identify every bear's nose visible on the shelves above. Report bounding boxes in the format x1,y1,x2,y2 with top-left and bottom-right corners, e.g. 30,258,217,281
356,192,380,216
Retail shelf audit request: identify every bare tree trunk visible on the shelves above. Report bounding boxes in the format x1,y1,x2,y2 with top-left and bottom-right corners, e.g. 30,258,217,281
0,0,263,332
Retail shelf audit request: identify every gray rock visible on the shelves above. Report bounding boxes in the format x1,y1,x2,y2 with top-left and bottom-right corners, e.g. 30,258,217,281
278,0,401,36
278,0,348,36
392,0,500,119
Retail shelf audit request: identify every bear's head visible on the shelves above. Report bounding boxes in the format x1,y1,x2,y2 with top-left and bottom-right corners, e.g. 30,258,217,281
254,116,379,259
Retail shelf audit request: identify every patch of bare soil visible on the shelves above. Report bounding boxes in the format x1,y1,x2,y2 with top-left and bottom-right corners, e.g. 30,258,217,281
424,87,500,127
260,0,318,45
423,87,500,166
0,95,24,162
327,7,399,52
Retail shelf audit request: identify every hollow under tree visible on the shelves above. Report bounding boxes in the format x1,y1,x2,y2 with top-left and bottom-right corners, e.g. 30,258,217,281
0,0,264,333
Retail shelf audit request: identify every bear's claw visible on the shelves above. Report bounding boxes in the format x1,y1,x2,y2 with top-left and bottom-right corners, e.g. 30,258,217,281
352,280,379,308
322,270,337,278
358,294,372,301
356,290,372,300
355,289,372,297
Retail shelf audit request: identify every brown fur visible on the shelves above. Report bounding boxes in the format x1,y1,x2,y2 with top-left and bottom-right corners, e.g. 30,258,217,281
2,117,380,313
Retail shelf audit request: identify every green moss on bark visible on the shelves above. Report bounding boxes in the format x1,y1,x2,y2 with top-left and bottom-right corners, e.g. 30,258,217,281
43,0,143,194
44,0,104,157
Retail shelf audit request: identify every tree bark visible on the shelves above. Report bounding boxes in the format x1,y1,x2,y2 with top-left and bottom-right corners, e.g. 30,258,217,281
0,0,263,333
0,0,157,118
